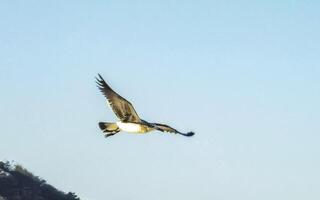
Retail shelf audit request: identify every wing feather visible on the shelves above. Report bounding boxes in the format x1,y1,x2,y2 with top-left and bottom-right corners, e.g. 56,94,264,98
152,123,195,137
96,74,141,123
152,123,178,133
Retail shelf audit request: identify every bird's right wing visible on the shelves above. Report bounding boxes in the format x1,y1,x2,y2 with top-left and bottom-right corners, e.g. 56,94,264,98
96,74,141,123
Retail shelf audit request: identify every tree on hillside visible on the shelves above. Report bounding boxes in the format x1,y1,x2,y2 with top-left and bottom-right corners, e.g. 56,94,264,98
0,161,81,200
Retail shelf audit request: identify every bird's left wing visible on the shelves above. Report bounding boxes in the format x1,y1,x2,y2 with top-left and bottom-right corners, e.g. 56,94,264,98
96,74,141,123
152,123,194,137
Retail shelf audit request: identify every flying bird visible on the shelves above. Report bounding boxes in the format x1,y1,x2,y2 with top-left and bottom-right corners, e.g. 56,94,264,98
96,74,195,138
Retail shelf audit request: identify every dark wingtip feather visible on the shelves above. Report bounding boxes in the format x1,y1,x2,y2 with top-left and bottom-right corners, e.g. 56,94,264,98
95,75,104,84
178,131,195,137
98,73,104,81
95,76,102,86
186,131,195,137
95,80,102,85
95,74,111,90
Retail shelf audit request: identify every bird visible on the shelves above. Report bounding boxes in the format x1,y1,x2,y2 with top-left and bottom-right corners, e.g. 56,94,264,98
96,74,195,138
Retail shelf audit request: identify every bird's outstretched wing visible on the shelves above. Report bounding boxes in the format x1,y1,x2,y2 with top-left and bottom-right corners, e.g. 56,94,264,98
152,123,195,137
96,74,141,123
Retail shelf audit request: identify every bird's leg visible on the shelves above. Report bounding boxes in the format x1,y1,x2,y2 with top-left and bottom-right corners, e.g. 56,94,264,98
104,133,116,138
103,128,120,138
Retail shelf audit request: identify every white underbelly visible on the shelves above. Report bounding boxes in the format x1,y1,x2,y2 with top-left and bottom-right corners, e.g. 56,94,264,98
116,121,143,133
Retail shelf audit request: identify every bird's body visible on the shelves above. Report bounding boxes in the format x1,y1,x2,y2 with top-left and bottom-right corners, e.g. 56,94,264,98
96,74,194,137
116,121,153,133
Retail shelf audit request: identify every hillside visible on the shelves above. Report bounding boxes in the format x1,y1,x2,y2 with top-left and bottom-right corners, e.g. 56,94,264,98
0,161,80,200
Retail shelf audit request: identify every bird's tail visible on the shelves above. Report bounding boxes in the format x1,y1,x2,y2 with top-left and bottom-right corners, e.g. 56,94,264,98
98,122,120,133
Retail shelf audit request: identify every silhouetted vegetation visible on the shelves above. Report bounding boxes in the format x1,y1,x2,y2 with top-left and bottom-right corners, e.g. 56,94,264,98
0,161,80,200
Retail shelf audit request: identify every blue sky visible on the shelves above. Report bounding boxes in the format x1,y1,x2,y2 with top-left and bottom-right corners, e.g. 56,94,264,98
0,1,320,199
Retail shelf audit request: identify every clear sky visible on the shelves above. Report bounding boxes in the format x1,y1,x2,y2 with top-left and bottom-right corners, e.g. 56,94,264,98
0,1,319,199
